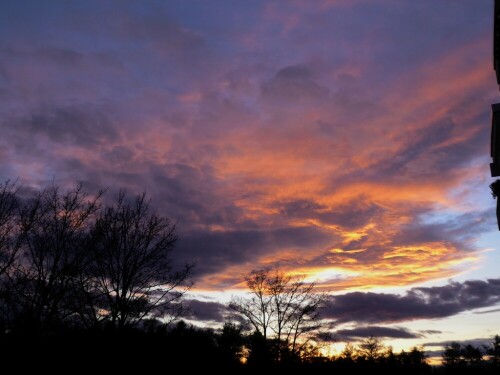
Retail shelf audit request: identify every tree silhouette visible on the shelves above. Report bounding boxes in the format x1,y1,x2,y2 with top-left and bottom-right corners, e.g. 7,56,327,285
340,342,356,363
0,180,21,331
0,180,21,277
217,322,246,367
246,329,273,367
89,191,192,329
8,184,101,333
487,335,500,367
442,342,464,368
357,335,384,362
462,343,483,366
230,268,326,362
400,346,428,369
230,269,273,340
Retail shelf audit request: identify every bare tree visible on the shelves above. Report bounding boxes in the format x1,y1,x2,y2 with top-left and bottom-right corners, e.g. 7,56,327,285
230,270,274,340
90,191,192,329
10,184,102,332
268,271,325,355
0,180,21,277
230,268,326,361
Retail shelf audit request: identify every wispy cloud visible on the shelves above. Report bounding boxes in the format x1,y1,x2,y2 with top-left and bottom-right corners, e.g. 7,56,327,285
335,326,420,341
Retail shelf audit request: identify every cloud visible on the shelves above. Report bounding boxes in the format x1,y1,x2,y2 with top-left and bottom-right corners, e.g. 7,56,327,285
426,337,494,348
0,0,495,293
474,308,500,315
324,278,500,324
3,105,118,147
419,330,442,335
184,299,228,322
335,326,420,341
176,225,338,288
272,198,385,230
262,63,330,103
117,11,207,68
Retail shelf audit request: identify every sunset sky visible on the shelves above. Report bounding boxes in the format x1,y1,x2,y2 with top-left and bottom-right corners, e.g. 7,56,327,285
1,0,500,358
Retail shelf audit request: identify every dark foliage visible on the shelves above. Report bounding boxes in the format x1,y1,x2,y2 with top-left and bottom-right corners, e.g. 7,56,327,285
0,182,192,335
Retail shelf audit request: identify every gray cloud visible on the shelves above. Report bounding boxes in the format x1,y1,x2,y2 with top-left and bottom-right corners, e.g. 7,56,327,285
393,209,494,250
474,308,500,315
274,198,385,230
262,63,330,103
4,105,118,147
420,330,442,335
425,337,494,350
34,46,84,66
325,278,500,324
176,225,338,284
184,299,228,322
121,15,204,50
335,326,420,341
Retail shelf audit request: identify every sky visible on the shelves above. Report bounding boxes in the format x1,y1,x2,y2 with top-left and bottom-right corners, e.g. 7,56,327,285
0,0,499,358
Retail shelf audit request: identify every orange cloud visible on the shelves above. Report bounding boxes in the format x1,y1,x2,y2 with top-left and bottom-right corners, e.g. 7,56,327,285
187,34,492,292
1,1,492,297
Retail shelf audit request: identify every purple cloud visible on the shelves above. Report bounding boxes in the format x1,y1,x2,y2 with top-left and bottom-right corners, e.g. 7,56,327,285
325,278,500,324
0,0,495,291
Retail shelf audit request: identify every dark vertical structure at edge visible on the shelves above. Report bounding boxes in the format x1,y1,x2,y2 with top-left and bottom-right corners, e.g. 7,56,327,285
494,0,500,84
491,0,500,230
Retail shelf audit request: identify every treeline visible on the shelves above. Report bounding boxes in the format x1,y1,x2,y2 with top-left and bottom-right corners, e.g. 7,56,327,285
4,319,493,373
439,338,500,373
